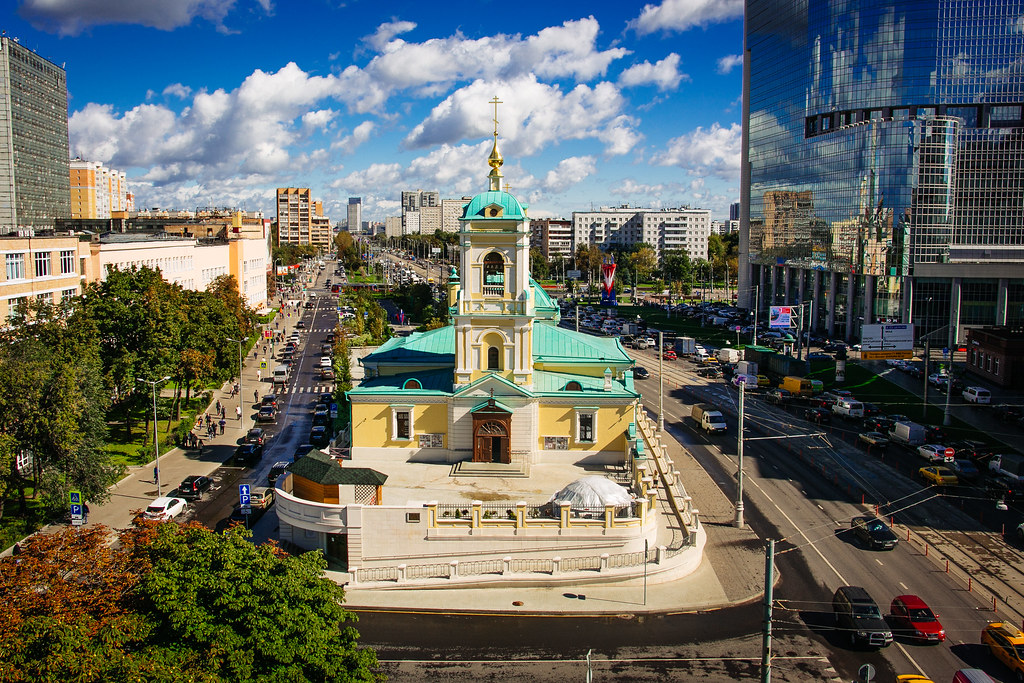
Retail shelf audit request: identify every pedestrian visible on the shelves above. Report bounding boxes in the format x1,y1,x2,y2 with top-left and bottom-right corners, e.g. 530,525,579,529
254,389,259,402
236,405,241,420
153,466,159,483
216,399,221,413
198,439,204,456
257,370,262,382
254,349,258,359
219,419,226,435
221,406,226,419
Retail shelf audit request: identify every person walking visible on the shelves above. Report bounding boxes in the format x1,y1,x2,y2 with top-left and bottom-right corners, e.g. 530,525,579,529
218,418,226,435
236,405,241,420
254,389,259,403
198,439,204,456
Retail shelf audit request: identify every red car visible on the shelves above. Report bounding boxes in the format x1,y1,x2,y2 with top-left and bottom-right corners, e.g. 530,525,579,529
889,594,945,643
662,350,677,361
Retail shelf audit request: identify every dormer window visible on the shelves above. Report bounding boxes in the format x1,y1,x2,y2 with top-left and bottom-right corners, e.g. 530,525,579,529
402,378,422,390
483,252,504,296
565,381,582,391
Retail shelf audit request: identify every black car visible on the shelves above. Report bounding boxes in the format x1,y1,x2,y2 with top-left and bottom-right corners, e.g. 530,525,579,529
861,402,881,417
985,475,1024,502
697,366,722,379
923,424,946,443
260,394,278,409
246,427,266,445
235,443,263,465
312,413,330,428
295,320,306,329
309,426,330,447
176,475,212,500
950,439,993,463
850,515,899,550
256,406,276,423
863,417,894,433
833,586,893,648
633,367,650,379
293,444,316,462
319,392,334,405
804,407,832,424
268,461,290,486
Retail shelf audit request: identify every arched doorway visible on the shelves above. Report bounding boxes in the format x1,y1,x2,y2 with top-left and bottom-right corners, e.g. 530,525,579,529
470,398,512,464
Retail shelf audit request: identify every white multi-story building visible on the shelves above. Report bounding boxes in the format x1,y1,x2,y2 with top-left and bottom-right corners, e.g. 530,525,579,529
441,198,467,233
403,210,420,236
384,216,402,238
572,206,711,262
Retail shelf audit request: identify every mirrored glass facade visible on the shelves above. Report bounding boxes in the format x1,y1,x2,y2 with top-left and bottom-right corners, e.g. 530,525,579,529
741,0,1024,343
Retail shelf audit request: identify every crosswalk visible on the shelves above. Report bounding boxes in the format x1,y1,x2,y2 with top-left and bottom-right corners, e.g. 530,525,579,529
275,384,334,395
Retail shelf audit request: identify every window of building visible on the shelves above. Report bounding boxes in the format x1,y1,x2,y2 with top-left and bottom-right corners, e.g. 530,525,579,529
34,251,50,277
61,288,77,301
6,253,26,280
577,412,595,443
483,252,504,291
391,406,413,440
565,381,582,391
403,378,422,390
8,296,27,320
38,292,53,305
59,250,75,274
487,346,500,370
994,357,1000,376
544,436,569,450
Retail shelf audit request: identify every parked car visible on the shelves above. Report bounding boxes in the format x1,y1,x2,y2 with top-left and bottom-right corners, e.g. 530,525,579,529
850,515,899,550
863,417,894,434
919,466,958,486
295,320,306,329
951,439,994,464
268,461,290,486
861,402,881,417
806,352,831,361
889,595,945,643
309,425,330,447
235,443,263,465
249,486,275,510
858,432,890,450
633,367,650,379
917,444,954,463
256,406,276,423
320,356,332,368
245,427,266,445
260,394,278,410
981,622,1024,680
176,475,212,500
142,496,187,521
662,350,677,361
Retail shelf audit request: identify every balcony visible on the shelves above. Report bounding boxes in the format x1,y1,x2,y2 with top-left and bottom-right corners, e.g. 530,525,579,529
482,285,505,297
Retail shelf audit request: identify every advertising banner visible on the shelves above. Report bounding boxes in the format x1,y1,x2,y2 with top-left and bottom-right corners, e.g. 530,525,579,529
600,260,617,306
769,306,792,328
860,323,914,360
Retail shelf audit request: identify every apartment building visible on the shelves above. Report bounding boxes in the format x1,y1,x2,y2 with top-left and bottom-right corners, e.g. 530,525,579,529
572,207,711,262
0,37,71,232
530,218,573,260
70,159,128,219
0,234,86,319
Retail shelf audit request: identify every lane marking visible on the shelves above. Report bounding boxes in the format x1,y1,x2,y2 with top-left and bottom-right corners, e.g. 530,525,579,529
894,641,927,677
899,582,909,591
875,559,884,566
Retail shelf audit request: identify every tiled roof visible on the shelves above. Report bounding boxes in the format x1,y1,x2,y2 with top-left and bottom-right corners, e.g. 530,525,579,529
532,369,639,398
532,323,632,365
289,449,388,486
348,368,453,396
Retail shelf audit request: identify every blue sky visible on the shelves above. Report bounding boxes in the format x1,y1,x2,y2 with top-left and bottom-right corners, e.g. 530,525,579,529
11,0,744,223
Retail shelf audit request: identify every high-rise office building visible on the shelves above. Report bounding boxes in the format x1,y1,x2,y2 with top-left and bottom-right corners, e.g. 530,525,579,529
347,197,362,233
741,0,1024,346
0,37,71,232
729,202,740,222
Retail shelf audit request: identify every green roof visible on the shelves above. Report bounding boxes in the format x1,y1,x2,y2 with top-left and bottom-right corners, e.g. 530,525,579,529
361,326,455,366
532,369,640,398
532,323,632,365
461,190,527,221
289,449,388,486
531,278,560,321
348,368,453,396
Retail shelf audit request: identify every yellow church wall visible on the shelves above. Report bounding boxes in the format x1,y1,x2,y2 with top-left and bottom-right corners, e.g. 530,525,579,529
350,401,448,448
536,402,633,452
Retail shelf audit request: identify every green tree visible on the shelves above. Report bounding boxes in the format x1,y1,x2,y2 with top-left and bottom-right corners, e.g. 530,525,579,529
529,247,550,280
628,246,658,284
661,249,692,283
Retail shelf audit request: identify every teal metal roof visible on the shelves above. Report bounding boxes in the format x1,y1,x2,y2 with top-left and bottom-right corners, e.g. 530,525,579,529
360,325,455,366
461,190,527,221
531,278,560,322
531,369,639,398
348,368,453,397
532,323,632,365
471,399,513,413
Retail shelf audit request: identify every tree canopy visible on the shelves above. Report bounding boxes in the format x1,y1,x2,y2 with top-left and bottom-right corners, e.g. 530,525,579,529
0,523,382,682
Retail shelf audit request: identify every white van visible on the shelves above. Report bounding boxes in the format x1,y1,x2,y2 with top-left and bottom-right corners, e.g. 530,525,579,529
832,398,864,419
273,365,290,385
962,386,991,404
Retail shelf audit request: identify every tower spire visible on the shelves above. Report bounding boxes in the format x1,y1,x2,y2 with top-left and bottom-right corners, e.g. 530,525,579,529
487,96,504,191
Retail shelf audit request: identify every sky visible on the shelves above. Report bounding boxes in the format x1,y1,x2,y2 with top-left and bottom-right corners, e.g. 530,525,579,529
10,0,745,223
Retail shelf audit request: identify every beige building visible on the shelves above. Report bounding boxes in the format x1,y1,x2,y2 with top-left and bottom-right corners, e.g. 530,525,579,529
0,234,87,320
384,216,402,238
70,159,128,219
530,218,573,260
277,188,330,247
441,198,467,233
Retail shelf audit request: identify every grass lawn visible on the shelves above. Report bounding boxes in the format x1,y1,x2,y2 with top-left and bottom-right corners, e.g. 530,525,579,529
103,390,212,471
0,492,48,550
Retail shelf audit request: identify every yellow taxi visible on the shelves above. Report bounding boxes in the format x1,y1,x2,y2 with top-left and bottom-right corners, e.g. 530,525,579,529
757,374,770,387
981,622,1024,679
919,466,958,486
896,677,934,683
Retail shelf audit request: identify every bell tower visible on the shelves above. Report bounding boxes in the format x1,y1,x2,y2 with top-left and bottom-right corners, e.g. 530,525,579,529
452,98,533,389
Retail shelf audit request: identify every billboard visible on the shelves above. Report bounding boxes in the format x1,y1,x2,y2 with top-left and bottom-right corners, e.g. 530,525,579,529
860,324,914,360
769,306,792,328
566,270,582,279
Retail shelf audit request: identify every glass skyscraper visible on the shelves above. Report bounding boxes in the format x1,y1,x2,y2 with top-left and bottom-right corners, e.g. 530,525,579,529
740,0,1024,346
0,37,71,232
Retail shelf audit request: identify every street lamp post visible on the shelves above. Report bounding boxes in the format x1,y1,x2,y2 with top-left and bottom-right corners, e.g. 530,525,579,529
734,379,746,528
227,336,248,421
137,375,171,496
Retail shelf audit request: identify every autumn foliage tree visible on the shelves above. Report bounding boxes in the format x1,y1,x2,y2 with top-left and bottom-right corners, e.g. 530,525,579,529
0,523,382,682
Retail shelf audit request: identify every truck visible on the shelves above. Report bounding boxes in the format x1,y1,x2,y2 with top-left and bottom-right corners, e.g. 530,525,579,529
691,404,728,433
620,322,641,336
888,421,927,448
737,360,758,376
988,453,1024,482
675,337,696,356
717,347,742,363
780,376,823,396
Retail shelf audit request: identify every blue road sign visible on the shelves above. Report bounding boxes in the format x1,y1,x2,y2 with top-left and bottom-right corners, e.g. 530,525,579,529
70,504,83,517
240,494,251,506
69,490,82,505
239,484,250,497
942,347,949,357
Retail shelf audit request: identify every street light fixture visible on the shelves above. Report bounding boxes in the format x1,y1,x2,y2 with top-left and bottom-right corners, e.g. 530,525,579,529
227,336,248,423
137,375,171,496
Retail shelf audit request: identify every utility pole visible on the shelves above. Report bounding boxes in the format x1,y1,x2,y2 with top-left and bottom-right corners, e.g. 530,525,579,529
575,304,580,333
795,303,805,361
761,539,775,683
943,349,953,426
752,284,760,345
922,338,930,419
658,331,665,433
734,379,745,528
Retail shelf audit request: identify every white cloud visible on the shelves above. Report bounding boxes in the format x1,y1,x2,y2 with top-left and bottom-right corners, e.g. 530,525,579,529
404,76,640,156
716,54,743,74
17,0,253,36
618,53,686,91
363,20,417,51
301,109,336,132
652,122,742,180
331,121,375,155
610,178,668,196
629,0,743,36
163,83,193,99
542,156,596,193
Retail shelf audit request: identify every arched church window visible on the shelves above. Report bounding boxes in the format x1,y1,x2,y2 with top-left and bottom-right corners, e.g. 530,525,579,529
483,252,504,295
403,378,422,390
565,381,582,391
487,346,500,370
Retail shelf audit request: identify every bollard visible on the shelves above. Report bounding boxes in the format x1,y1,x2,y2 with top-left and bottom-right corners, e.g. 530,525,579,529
925,544,929,557
969,577,973,592
861,493,865,505
890,516,894,526
875,504,879,516
993,597,997,612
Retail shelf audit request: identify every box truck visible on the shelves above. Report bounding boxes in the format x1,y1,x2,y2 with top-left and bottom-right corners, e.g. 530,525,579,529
675,337,696,356
691,404,728,433
717,347,742,363
888,421,927,448
780,376,823,396
989,453,1024,482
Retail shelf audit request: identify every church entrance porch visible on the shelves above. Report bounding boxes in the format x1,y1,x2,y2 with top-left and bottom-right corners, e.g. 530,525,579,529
471,398,512,464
